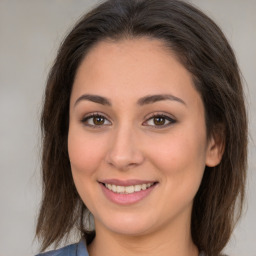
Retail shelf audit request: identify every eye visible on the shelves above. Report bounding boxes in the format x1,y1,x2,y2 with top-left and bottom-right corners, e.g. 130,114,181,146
81,113,111,127
143,114,176,128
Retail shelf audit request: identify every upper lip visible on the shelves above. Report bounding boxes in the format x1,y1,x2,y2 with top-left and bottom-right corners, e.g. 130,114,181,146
99,179,157,186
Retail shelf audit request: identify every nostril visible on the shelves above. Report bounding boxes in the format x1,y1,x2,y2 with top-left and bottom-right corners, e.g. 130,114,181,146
105,151,144,170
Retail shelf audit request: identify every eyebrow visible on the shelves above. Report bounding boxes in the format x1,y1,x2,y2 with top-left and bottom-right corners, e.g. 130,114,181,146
74,93,186,107
74,94,112,107
137,94,186,106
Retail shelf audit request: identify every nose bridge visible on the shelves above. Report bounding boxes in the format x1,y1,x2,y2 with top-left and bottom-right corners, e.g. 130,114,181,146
106,122,144,170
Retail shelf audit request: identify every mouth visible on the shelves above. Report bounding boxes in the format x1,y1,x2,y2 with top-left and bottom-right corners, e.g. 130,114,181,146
98,179,158,205
102,182,156,194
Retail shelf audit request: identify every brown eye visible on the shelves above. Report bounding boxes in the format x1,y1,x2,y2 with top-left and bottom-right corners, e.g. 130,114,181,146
93,116,105,125
153,116,165,126
143,114,176,128
82,114,111,127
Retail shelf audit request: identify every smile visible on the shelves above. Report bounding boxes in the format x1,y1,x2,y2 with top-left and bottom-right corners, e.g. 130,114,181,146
99,180,158,205
104,183,154,194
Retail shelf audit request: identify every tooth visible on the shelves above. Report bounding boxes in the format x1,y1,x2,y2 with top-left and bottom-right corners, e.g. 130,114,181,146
116,185,125,193
112,184,117,192
105,183,154,194
147,183,153,188
134,185,141,192
125,185,135,194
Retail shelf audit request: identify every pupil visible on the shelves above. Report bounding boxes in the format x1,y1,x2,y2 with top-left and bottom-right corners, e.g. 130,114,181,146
94,116,104,125
154,117,165,125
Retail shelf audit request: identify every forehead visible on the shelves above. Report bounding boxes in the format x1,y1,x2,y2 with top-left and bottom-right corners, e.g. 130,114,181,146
71,37,200,108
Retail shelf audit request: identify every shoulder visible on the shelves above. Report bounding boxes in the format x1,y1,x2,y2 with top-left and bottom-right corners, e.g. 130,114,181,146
35,243,77,256
35,239,89,256
36,243,77,256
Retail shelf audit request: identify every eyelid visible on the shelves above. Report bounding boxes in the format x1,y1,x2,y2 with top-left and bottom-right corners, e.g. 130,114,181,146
142,112,177,128
81,112,112,127
80,111,176,128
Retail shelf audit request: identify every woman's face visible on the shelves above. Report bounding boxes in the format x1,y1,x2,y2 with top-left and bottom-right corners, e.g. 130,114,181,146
68,38,221,238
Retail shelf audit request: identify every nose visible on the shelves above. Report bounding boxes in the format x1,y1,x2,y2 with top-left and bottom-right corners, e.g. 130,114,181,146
105,125,145,171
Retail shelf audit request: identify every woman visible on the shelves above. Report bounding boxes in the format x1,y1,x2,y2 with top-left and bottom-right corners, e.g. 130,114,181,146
36,0,248,256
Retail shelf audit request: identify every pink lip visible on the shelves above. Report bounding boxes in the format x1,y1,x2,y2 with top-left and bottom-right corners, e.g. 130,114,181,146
100,179,156,186
99,180,158,205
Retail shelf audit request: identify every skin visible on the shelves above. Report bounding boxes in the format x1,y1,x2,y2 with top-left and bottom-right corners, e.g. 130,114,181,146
68,37,222,256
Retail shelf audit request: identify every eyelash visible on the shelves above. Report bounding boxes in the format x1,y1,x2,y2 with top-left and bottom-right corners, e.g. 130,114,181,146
81,112,176,128
81,113,111,128
143,113,176,128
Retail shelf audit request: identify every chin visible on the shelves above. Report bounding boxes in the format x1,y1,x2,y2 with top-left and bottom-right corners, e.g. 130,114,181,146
95,211,156,236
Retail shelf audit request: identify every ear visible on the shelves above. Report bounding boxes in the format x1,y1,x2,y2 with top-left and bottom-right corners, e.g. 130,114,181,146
205,132,225,167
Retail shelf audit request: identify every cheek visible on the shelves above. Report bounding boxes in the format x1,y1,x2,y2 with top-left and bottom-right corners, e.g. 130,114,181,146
67,129,107,210
147,127,207,187
68,130,104,177
155,134,206,211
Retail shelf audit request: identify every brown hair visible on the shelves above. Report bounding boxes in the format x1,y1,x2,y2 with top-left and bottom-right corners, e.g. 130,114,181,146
36,0,248,255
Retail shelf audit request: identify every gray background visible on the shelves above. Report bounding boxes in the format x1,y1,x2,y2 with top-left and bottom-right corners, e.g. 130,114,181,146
0,0,255,255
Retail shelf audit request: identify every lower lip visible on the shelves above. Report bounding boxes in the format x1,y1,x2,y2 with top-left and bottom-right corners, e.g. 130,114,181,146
100,183,157,205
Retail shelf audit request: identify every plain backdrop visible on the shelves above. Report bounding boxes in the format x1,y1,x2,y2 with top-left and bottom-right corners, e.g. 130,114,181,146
0,0,255,255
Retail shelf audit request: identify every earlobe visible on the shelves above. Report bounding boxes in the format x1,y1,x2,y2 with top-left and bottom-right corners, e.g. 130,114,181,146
205,135,225,167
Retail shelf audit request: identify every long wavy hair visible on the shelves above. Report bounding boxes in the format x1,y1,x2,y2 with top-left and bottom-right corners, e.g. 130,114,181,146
36,1,248,255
